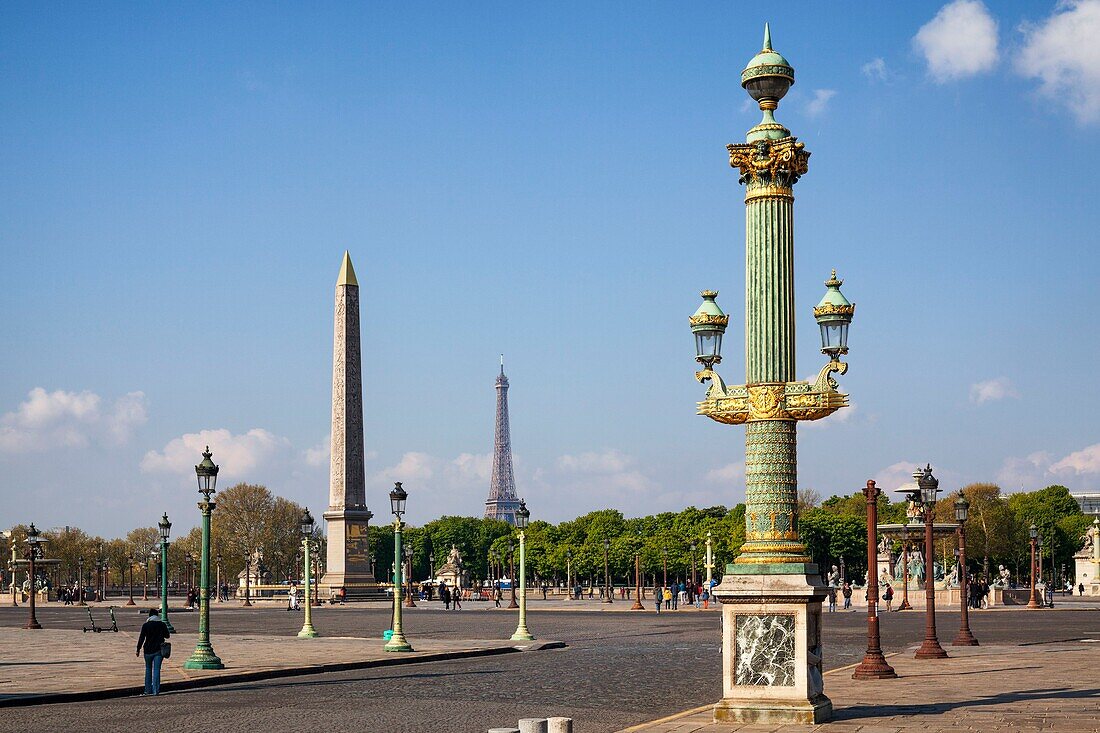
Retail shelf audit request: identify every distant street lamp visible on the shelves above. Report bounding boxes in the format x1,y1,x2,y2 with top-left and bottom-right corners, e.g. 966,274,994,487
565,549,573,599
630,533,644,611
183,446,224,669
297,508,318,638
510,501,534,641
126,554,136,606
1027,523,1041,609
403,542,416,608
242,551,253,607
215,552,222,603
384,482,412,652
142,553,150,601
602,538,613,604
158,514,175,633
23,524,45,629
508,540,519,609
853,480,896,680
839,556,846,586
898,525,912,611
952,492,978,646
661,547,668,590
77,556,86,606
4,532,17,608
914,466,948,660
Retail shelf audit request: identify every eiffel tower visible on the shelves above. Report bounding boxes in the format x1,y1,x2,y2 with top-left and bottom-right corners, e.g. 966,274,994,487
484,357,522,524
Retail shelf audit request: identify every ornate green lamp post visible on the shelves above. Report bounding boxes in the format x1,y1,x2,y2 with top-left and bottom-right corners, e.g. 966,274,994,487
298,508,318,639
510,500,534,641
690,25,854,725
184,447,224,669
384,482,412,652
157,514,174,633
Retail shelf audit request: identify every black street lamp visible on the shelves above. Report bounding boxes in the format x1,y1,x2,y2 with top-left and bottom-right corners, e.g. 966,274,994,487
184,446,224,669
508,539,519,609
953,492,978,646
23,524,45,629
126,554,136,606
914,465,948,660
1027,523,1041,609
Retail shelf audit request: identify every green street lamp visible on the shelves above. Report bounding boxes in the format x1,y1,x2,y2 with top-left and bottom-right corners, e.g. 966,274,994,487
602,537,613,604
184,447,224,670
690,25,848,724
384,482,412,652
297,508,318,638
510,500,534,641
157,513,174,633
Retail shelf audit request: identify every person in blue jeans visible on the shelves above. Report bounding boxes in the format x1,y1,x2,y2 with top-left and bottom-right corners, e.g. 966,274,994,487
136,608,170,696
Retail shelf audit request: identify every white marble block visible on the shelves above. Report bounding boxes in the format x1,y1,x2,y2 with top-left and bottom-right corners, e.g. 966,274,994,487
712,570,832,724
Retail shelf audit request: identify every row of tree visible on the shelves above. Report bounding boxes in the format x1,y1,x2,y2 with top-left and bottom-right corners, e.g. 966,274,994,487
7,482,1091,591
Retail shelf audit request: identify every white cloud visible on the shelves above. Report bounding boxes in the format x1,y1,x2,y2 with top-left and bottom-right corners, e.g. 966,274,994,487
969,377,1019,404
141,428,289,479
1016,0,1100,123
873,461,925,492
304,440,329,467
997,451,1054,488
0,388,147,452
557,449,632,474
914,0,999,82
705,462,744,484
1050,443,1100,475
862,57,889,81
805,89,837,117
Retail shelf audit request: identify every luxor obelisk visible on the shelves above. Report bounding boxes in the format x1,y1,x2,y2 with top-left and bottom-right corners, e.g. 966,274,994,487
321,251,377,596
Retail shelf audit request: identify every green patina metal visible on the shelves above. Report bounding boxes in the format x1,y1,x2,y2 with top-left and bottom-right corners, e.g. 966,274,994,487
694,26,852,570
183,498,224,669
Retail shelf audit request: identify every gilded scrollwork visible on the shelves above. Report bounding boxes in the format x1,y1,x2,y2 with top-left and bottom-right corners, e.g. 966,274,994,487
697,369,848,423
728,137,810,189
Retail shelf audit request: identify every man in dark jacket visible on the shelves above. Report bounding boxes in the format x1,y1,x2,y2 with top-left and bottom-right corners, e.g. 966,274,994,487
136,608,170,696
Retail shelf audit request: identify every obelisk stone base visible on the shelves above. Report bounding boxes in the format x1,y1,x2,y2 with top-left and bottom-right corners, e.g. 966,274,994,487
712,565,832,725
321,508,381,599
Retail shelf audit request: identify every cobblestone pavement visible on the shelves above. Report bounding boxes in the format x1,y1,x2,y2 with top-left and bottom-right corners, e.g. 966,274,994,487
0,603,1095,732
620,642,1100,733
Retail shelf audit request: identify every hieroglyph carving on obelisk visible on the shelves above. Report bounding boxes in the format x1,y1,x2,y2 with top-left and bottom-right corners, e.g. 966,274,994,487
321,251,376,594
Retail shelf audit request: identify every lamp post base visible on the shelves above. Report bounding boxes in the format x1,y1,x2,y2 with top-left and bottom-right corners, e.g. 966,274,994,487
952,629,979,646
852,650,897,680
510,626,534,641
914,639,948,659
297,624,318,639
23,620,41,630
384,633,413,652
710,566,832,725
183,644,224,670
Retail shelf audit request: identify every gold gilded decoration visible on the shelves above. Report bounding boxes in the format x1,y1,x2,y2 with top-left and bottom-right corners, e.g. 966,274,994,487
728,137,810,186
812,302,855,318
747,385,785,419
745,185,793,202
696,371,849,423
688,312,730,327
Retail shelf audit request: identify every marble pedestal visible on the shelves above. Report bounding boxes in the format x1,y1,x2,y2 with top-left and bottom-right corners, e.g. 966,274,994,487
712,565,832,725
321,507,379,598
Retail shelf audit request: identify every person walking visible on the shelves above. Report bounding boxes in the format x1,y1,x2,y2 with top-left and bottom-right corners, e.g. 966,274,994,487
136,609,170,696
663,586,672,610
841,582,852,610
287,583,299,611
883,582,894,612
827,585,837,612
452,585,462,610
493,583,502,608
440,583,451,610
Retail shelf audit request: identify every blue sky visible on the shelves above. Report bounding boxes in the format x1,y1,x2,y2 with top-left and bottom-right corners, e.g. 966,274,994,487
2,2,1099,537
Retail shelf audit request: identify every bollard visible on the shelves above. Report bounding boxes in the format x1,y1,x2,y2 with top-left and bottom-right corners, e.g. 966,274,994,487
547,717,573,733
518,719,548,733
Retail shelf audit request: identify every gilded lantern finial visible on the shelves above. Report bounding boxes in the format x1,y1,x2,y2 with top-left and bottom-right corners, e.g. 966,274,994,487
741,23,794,142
